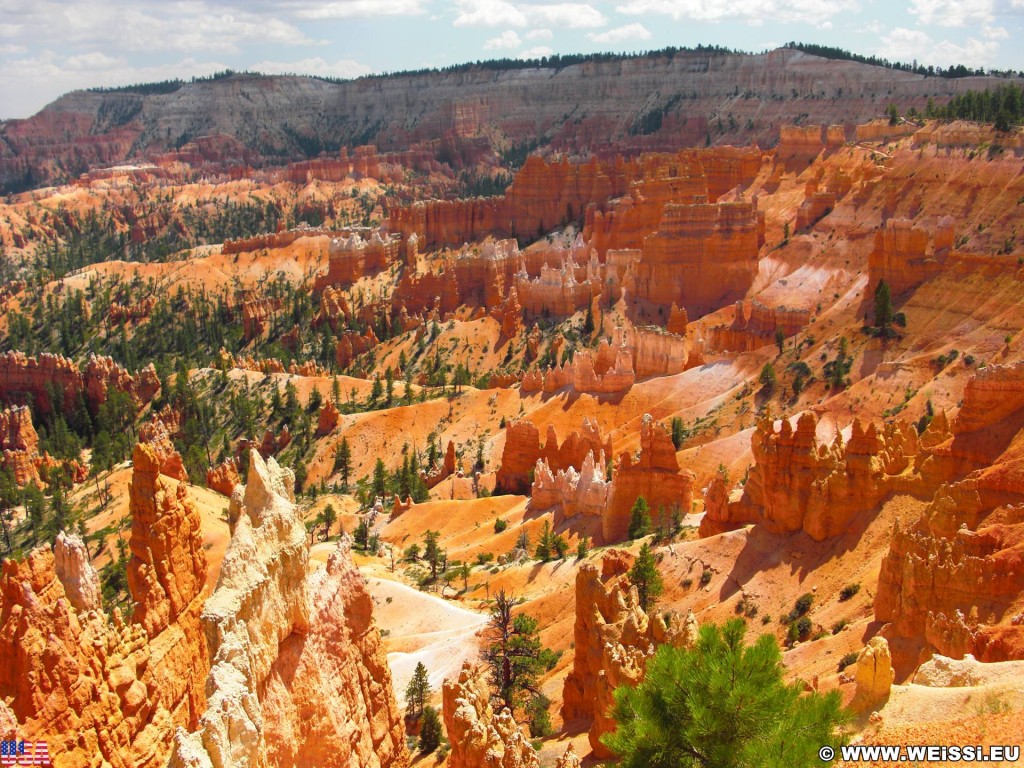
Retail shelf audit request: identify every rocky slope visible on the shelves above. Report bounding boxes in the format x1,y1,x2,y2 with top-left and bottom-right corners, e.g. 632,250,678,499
0,48,1000,191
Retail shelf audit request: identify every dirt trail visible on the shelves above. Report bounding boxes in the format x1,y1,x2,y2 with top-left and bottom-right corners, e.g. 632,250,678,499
363,571,489,703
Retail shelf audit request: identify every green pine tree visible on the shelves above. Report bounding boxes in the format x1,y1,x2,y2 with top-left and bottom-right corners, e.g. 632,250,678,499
628,543,664,612
603,619,849,768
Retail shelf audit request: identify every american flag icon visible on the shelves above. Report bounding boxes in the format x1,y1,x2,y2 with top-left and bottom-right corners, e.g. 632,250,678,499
0,741,51,766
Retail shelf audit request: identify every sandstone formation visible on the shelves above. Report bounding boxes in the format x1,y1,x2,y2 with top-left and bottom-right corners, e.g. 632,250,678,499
561,553,698,756
441,662,538,768
0,442,209,768
630,200,763,317
206,457,242,497
53,531,102,614
0,405,41,485
0,351,158,415
605,415,693,542
530,449,609,522
705,300,811,354
128,442,207,637
316,400,340,436
336,328,379,369
700,412,933,541
316,230,400,289
850,637,894,713
867,365,1024,665
554,745,582,768
169,450,407,768
138,418,188,482
495,418,610,494
868,217,955,296
241,298,283,341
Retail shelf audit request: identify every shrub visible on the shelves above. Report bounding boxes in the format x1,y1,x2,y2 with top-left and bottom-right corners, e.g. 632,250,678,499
494,518,508,534
838,652,859,672
839,583,861,602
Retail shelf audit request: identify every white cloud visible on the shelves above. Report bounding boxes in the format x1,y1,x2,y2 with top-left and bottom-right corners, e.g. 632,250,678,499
876,27,1000,68
518,45,554,58
292,0,427,18
588,22,651,43
251,57,372,78
525,28,553,40
614,0,857,27
483,30,522,49
909,0,994,27
526,4,605,28
454,0,528,26
454,0,604,28
982,24,1009,39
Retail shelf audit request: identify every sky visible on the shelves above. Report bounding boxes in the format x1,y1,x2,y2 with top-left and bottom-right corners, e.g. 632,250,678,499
1,0,1023,119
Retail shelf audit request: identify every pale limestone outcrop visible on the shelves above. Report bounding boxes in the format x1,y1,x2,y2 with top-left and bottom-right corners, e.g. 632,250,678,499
169,450,407,768
530,449,609,521
851,637,894,713
554,744,582,768
442,662,538,768
54,531,101,614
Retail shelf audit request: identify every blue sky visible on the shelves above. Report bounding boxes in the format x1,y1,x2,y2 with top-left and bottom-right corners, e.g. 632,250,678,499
1,0,1022,119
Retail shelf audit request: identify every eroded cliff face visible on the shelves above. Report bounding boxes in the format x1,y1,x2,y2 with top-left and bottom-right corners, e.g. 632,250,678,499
170,450,407,768
442,662,539,768
0,442,209,768
561,553,698,757
700,411,936,541
0,351,158,417
874,366,1024,667
495,417,610,495
605,415,693,543
1,50,998,192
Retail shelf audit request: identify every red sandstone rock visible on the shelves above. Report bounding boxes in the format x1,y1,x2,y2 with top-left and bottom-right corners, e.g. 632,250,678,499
561,553,698,755
701,412,929,541
496,418,611,494
316,400,340,436
138,418,188,481
206,457,241,497
605,414,693,542
336,328,379,369
442,662,538,768
0,443,210,768
127,442,206,638
241,297,283,341
868,217,954,296
0,405,40,485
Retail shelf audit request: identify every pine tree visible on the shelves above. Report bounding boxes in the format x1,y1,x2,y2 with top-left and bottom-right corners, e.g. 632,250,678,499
321,503,336,540
405,661,431,717
423,530,443,581
418,706,443,754
602,619,849,767
372,458,388,500
628,543,664,612
482,590,557,712
535,520,553,561
335,437,352,491
759,362,777,395
627,496,651,540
